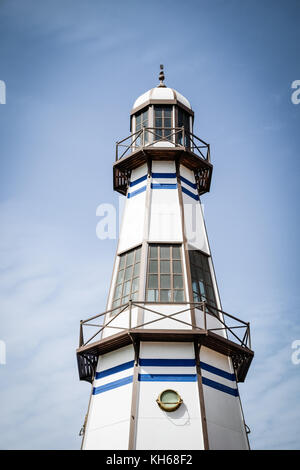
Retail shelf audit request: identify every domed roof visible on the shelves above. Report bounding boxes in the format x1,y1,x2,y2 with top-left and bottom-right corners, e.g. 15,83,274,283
131,65,192,114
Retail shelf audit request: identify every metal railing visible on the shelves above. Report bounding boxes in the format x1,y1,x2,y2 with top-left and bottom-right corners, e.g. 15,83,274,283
116,127,211,163
79,300,251,351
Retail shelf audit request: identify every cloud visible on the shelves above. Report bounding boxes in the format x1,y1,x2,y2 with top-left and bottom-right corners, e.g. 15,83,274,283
0,199,110,449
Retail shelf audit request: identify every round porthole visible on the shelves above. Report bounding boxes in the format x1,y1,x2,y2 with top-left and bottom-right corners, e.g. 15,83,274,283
156,389,183,412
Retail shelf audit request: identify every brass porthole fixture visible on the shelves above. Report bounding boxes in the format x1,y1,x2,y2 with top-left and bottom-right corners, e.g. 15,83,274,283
156,389,183,412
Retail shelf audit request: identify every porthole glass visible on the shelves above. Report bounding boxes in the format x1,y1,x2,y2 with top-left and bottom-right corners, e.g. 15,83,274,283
156,389,183,412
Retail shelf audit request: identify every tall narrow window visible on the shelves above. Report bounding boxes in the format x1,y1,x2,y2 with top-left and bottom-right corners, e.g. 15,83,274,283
189,250,216,308
177,107,190,146
146,244,185,302
135,108,148,145
154,105,172,141
112,246,141,313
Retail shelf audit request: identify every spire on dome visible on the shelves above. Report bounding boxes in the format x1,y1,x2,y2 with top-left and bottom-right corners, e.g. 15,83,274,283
158,64,166,88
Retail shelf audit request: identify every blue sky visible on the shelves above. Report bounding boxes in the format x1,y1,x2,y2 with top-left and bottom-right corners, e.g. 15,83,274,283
0,0,300,449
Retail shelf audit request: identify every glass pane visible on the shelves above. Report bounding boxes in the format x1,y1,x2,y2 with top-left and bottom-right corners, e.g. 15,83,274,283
131,277,139,293
135,247,141,262
147,289,158,301
199,280,205,295
160,245,170,259
190,264,197,279
126,251,134,266
133,262,140,277
172,246,181,259
156,129,162,139
155,107,162,117
172,260,182,274
160,260,170,273
148,274,158,289
160,274,171,289
174,290,184,302
204,270,212,283
119,256,125,269
122,295,129,304
192,280,199,293
124,266,133,281
123,280,131,296
202,256,210,271
194,251,202,267
173,275,183,289
149,260,158,273
206,286,215,303
114,284,122,300
142,109,148,123
193,291,201,302
164,118,171,128
160,289,171,302
150,245,158,259
197,268,204,282
113,299,120,309
132,291,139,301
116,270,124,284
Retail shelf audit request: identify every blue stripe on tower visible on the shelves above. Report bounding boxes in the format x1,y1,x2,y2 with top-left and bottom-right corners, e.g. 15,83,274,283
139,358,196,367
127,185,146,198
129,174,147,187
202,376,239,397
152,172,176,179
95,360,134,379
91,359,238,396
200,361,236,381
93,375,133,395
138,373,197,382
181,186,199,201
180,175,197,189
151,183,177,189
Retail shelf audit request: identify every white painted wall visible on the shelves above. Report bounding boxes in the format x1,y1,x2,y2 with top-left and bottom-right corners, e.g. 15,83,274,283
148,161,182,242
102,306,140,339
194,306,227,339
118,164,147,253
142,303,193,330
180,165,210,253
135,342,204,450
83,346,134,450
200,347,249,450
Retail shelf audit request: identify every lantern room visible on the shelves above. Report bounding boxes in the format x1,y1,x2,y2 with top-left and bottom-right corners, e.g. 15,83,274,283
114,65,213,196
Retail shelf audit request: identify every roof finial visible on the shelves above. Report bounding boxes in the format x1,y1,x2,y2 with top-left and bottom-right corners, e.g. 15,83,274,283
158,64,166,87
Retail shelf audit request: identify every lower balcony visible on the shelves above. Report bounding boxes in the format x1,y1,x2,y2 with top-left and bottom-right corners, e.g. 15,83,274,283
76,301,254,384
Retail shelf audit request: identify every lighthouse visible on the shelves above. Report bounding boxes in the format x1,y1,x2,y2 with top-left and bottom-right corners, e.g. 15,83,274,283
77,66,254,450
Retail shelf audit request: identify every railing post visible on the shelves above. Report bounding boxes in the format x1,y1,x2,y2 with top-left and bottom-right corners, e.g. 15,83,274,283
129,299,132,330
181,126,185,147
248,323,251,349
79,321,83,347
203,302,207,332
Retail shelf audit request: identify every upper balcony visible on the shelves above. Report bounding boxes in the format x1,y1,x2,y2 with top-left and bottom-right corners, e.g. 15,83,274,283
113,127,213,196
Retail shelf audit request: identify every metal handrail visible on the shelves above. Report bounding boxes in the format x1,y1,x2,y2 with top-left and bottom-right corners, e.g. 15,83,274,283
115,127,210,163
79,301,251,351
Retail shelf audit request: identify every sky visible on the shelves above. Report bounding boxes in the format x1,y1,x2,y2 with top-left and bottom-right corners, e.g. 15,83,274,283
0,0,300,450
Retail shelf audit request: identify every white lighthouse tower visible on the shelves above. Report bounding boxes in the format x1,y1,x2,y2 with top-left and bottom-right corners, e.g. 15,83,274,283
77,66,254,450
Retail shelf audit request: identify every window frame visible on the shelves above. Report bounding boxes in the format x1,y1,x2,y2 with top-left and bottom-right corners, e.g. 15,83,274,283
146,243,185,303
134,107,149,145
177,106,190,146
111,245,142,315
154,105,173,141
188,249,217,308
